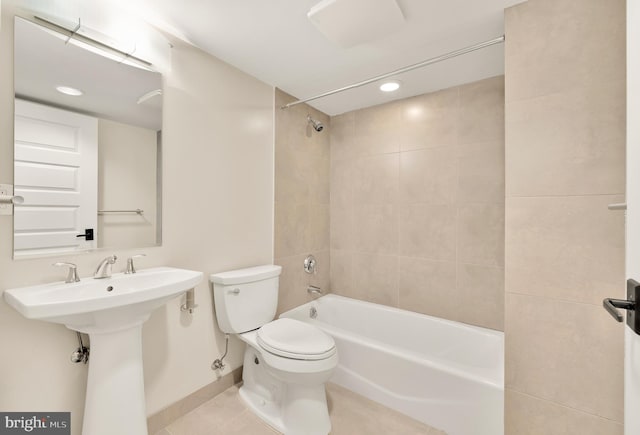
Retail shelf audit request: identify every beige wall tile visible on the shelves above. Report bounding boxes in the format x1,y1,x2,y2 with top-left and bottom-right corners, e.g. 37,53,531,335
275,254,308,315
354,131,401,157
330,207,353,251
505,293,623,422
506,84,625,197
398,257,457,319
309,203,330,251
400,88,459,152
352,102,402,156
352,254,398,307
505,0,626,103
456,263,504,330
458,76,505,145
505,389,623,435
352,204,398,255
330,112,356,161
330,250,353,297
274,202,309,258
505,195,625,305
285,108,329,157
354,100,403,135
329,77,504,329
352,153,399,204
504,0,625,429
330,158,353,209
308,156,330,205
275,89,330,312
274,148,309,204
399,147,457,204
457,141,505,203
457,203,505,267
399,204,456,262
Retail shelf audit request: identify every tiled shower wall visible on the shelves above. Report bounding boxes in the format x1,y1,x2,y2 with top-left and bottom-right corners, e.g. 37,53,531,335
274,89,330,314
504,0,625,432
330,76,505,331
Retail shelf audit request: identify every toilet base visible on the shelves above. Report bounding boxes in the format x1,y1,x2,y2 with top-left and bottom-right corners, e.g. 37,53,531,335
239,384,285,433
240,345,332,435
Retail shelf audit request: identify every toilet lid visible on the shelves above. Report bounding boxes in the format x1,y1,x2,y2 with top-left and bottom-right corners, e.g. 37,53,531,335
257,318,336,360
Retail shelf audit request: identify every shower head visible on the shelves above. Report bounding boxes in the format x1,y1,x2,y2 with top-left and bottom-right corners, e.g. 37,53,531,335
307,115,324,132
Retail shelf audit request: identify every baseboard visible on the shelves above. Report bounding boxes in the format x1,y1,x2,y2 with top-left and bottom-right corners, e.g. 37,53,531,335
147,367,243,434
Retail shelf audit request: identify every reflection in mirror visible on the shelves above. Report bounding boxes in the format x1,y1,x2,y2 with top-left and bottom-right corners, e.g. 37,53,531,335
13,17,163,258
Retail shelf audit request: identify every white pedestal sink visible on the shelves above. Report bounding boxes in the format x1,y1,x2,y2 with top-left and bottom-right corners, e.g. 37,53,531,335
4,266,203,435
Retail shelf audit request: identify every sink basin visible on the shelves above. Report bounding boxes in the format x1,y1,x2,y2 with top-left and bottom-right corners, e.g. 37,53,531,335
4,266,203,329
3,266,203,435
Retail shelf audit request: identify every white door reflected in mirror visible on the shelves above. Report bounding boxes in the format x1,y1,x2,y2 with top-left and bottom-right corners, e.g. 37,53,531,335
14,99,98,257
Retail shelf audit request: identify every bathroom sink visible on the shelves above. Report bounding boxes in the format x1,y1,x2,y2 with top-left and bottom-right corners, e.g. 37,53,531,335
4,266,203,329
3,266,202,435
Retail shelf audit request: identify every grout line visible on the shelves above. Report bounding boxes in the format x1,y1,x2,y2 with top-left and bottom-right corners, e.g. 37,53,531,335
395,143,401,308
506,289,624,308
506,193,625,199
507,388,623,425
454,85,461,307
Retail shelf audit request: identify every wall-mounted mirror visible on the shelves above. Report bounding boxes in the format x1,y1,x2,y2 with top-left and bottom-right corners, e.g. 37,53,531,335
13,17,163,258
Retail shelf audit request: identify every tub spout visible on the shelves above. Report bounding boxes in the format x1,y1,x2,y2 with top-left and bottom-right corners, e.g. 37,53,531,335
307,285,323,297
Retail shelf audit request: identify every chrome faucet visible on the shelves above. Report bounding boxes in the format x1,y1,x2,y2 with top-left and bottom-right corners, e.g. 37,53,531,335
94,255,117,279
307,285,323,297
53,262,80,283
125,254,146,274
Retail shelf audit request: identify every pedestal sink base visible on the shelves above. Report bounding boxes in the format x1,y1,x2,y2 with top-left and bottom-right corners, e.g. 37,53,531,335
82,322,148,435
4,267,204,435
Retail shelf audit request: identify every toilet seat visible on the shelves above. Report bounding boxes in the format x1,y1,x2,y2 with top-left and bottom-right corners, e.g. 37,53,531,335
257,318,336,360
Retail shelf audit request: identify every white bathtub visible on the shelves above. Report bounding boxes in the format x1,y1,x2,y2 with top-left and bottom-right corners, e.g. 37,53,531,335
281,294,504,435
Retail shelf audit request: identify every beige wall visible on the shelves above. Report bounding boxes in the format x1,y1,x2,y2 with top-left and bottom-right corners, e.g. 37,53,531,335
329,77,505,331
274,89,330,315
0,7,274,434
98,119,158,249
504,0,625,433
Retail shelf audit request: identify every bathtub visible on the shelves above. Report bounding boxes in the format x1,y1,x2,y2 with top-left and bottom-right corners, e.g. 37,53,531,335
280,294,504,435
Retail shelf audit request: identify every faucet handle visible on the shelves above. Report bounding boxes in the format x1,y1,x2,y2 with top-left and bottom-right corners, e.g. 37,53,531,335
125,254,146,274
53,262,80,283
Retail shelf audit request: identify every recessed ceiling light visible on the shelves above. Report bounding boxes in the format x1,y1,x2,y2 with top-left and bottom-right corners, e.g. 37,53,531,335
379,81,400,92
56,86,83,96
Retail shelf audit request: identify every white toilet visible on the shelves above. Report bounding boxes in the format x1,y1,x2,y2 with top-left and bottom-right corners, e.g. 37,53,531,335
210,265,337,435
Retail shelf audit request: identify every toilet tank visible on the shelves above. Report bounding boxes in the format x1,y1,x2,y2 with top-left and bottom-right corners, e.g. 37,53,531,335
210,265,282,334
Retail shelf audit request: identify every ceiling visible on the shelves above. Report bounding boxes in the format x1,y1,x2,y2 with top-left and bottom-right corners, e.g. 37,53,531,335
123,0,526,115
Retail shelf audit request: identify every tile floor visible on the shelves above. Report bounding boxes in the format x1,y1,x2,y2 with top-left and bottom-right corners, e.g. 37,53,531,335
155,383,446,435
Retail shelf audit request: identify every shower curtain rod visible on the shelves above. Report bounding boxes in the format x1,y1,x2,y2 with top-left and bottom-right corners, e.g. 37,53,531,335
281,35,505,110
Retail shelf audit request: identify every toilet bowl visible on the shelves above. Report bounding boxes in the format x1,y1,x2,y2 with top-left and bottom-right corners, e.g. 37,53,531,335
238,319,338,434
210,266,338,435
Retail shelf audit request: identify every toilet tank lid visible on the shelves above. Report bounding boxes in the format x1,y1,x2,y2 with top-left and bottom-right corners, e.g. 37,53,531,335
210,265,282,285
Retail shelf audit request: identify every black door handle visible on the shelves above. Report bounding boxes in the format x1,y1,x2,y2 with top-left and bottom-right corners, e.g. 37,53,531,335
76,228,94,241
603,298,635,322
603,279,640,335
